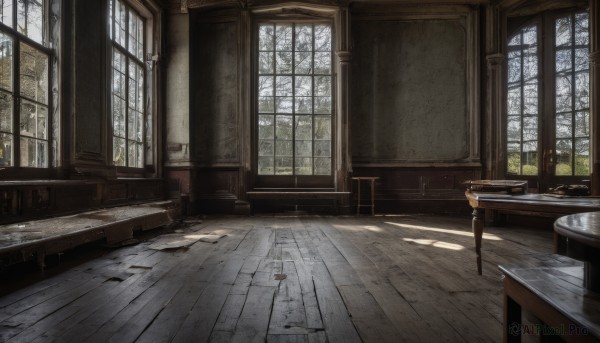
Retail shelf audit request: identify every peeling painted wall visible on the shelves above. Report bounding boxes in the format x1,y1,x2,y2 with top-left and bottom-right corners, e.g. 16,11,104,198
192,20,239,165
351,19,468,162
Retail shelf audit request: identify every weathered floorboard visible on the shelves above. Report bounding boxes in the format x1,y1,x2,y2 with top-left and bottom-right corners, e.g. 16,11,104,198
0,214,555,342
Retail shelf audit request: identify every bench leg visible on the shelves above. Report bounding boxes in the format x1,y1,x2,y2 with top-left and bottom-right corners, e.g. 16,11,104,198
504,294,522,343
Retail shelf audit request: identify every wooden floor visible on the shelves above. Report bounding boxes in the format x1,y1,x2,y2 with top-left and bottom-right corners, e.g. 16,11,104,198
0,214,554,342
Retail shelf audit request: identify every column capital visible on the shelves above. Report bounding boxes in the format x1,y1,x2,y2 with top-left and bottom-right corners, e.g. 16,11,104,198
486,53,504,66
336,50,352,63
590,51,600,64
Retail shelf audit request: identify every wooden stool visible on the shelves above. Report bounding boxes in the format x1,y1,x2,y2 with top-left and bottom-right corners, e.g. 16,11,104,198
352,177,379,215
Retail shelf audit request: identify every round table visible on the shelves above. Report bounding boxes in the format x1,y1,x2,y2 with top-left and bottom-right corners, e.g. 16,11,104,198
554,211,600,292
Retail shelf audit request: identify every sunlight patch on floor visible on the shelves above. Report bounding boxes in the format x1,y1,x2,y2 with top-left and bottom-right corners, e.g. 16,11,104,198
385,221,503,241
403,238,465,250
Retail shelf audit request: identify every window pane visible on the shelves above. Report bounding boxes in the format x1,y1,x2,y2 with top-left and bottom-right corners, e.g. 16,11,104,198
555,113,571,139
506,143,521,174
574,48,589,72
128,110,142,142
0,132,12,166
507,88,521,115
275,51,292,74
0,90,12,132
314,116,330,140
20,43,48,104
20,99,46,139
522,141,537,175
314,25,331,51
574,13,589,46
295,25,312,52
295,115,312,140
128,141,142,168
259,97,274,113
314,96,331,114
275,76,292,96
315,76,331,96
295,141,312,157
314,52,330,74
295,157,312,175
555,49,571,73
314,140,330,157
259,24,274,51
275,97,292,113
275,157,292,175
506,116,521,142
259,76,273,96
259,52,274,74
17,0,45,45
555,75,572,113
295,51,312,74
555,17,572,47
294,76,312,96
259,139,274,157
258,115,274,140
276,115,293,140
314,157,330,175
112,95,126,137
20,137,46,167
0,32,13,91
0,0,13,27
275,24,292,51
555,139,572,176
507,53,521,84
575,111,589,137
295,97,312,114
575,72,589,110
115,0,127,48
574,138,589,176
258,156,274,175
113,136,125,166
523,116,537,141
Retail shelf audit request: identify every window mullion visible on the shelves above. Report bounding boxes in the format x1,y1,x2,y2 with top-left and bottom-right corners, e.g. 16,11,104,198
13,39,20,167
570,13,577,175
520,31,525,175
292,23,296,177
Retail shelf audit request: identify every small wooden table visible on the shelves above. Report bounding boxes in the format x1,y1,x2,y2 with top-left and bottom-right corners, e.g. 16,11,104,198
499,254,600,343
466,191,600,275
352,177,379,215
554,212,600,292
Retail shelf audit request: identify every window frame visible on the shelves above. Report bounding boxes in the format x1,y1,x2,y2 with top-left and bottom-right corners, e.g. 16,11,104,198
252,17,336,189
0,0,53,177
504,8,591,188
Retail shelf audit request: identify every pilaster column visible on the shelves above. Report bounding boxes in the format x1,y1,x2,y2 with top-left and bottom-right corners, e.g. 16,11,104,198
590,0,600,194
484,4,505,180
335,7,351,194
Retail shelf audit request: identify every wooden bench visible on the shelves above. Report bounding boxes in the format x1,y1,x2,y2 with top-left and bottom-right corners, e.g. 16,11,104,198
246,191,350,213
499,254,600,342
0,201,176,269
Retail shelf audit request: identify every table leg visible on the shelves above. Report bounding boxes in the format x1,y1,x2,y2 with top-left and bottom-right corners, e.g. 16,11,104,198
472,208,484,275
356,179,361,216
370,179,375,215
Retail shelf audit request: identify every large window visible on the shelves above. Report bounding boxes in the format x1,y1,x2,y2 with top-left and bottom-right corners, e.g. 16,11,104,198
0,0,50,168
257,23,332,176
506,11,589,182
109,0,147,169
